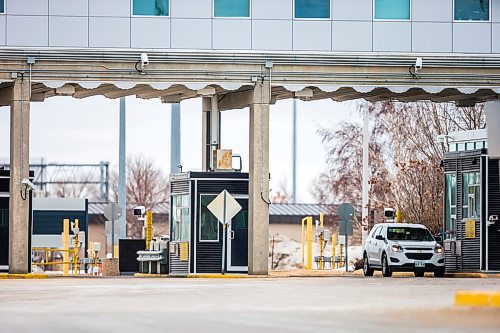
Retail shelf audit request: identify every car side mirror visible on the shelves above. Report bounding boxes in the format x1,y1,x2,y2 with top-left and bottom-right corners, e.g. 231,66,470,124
375,235,384,241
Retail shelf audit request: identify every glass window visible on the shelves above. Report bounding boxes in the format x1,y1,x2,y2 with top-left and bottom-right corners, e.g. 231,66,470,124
133,0,169,16
171,195,190,242
214,0,250,17
0,1,4,14
462,172,480,219
295,0,331,19
457,143,466,151
0,209,7,228
445,174,457,232
455,0,489,21
375,0,410,20
200,195,219,241
387,227,434,241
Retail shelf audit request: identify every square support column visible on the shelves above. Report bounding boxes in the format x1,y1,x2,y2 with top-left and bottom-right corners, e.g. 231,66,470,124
248,81,270,275
9,79,31,274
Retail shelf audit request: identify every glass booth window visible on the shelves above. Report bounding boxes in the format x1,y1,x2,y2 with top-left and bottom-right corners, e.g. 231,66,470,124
171,195,190,242
214,0,250,17
200,195,219,241
462,172,481,219
375,0,410,20
133,0,169,16
445,174,457,232
295,0,331,19
455,0,489,21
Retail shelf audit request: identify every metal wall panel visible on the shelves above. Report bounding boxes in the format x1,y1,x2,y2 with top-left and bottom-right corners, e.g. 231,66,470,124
493,24,500,53
252,0,292,19
412,22,452,53
0,16,5,46
412,0,452,22
493,0,500,22
131,17,170,49
50,0,89,16
49,16,88,47
171,19,211,49
252,20,292,50
293,20,331,51
8,0,49,15
332,21,372,52
89,17,130,48
213,19,251,50
373,22,411,52
6,16,49,46
331,0,372,21
453,23,492,53
488,159,500,270
171,0,211,18
89,0,130,17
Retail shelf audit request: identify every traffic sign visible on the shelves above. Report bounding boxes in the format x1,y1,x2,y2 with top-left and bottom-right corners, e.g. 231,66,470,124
338,203,355,222
339,220,353,236
207,190,242,225
104,203,122,221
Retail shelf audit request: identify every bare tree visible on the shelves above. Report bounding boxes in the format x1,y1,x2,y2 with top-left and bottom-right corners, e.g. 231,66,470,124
111,155,170,238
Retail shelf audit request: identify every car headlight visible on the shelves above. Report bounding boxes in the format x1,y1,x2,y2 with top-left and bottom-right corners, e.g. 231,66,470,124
434,244,444,254
391,244,403,253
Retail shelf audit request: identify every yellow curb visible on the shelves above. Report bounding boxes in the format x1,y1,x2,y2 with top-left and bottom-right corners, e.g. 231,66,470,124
446,273,488,278
133,273,169,278
0,273,48,279
455,290,500,307
187,274,257,279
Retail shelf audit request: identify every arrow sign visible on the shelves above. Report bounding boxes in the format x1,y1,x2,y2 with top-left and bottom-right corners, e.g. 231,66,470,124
207,190,242,225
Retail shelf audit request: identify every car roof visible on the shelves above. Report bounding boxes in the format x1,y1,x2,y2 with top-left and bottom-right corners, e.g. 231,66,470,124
376,223,429,228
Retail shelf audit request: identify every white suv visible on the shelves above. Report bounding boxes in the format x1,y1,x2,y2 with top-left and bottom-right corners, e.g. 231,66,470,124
363,223,445,277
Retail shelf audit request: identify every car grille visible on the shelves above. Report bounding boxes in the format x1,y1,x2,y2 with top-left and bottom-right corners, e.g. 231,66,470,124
405,253,433,260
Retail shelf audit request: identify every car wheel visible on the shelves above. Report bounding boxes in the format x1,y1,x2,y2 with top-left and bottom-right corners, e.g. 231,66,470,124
414,271,425,278
363,254,374,277
434,268,445,278
381,253,392,277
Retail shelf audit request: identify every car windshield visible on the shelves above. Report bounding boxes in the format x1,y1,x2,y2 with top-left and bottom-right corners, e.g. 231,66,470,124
387,227,434,242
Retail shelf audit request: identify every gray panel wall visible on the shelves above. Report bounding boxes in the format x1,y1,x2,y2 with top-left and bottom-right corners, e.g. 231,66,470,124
0,0,498,53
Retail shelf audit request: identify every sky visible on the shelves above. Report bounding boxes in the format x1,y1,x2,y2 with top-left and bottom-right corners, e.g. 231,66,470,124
0,96,361,203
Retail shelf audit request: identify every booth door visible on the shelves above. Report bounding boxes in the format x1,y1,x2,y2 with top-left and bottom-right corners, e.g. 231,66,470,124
488,222,500,270
227,199,248,272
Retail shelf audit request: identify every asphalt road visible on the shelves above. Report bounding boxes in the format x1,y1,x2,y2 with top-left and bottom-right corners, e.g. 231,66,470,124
0,276,499,333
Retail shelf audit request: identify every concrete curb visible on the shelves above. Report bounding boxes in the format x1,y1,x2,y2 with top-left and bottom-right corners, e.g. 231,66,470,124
455,290,500,307
0,273,48,279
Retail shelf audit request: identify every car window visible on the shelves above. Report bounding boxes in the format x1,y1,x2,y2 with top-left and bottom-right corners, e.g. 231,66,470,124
387,227,434,241
377,226,385,237
371,226,381,238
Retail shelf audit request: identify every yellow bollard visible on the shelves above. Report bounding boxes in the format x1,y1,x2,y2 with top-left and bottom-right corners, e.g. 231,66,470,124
306,216,313,270
73,219,79,276
62,219,69,276
396,210,404,223
301,218,306,268
332,234,337,268
319,212,324,269
145,211,153,251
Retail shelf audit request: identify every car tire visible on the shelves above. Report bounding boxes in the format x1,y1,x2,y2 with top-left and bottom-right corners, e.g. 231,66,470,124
414,271,425,278
381,253,392,277
363,254,374,277
434,268,445,278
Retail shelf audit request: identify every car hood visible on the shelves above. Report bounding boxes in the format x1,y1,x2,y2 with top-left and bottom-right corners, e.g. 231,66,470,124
391,240,436,248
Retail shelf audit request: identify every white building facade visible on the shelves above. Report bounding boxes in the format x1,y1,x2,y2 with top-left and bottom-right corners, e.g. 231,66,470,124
0,0,499,54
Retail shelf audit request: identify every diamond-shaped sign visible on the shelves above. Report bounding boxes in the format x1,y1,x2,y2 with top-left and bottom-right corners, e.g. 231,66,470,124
207,190,242,225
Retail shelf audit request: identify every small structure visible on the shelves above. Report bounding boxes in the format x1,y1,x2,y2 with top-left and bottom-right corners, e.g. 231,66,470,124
442,129,500,272
169,172,249,275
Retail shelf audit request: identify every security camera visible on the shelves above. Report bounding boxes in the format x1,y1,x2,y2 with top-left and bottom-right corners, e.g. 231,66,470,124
133,206,146,216
21,178,36,191
490,215,499,222
140,53,149,69
415,57,423,73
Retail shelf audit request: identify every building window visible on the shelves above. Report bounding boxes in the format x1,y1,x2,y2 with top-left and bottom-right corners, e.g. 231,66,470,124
133,0,169,16
374,0,410,20
214,0,250,18
295,0,331,19
0,0,4,14
455,0,489,21
445,174,457,232
171,195,190,242
200,195,219,241
462,172,480,219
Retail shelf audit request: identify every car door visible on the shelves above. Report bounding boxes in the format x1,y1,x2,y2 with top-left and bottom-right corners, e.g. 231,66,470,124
368,226,381,265
373,226,386,265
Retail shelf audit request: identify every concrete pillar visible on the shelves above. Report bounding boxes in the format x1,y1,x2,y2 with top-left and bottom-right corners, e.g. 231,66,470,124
248,81,270,275
9,79,31,274
170,103,181,174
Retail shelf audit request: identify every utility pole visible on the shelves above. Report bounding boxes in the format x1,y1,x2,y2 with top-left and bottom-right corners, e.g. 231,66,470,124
118,97,126,239
362,113,369,245
170,103,181,174
292,99,297,203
